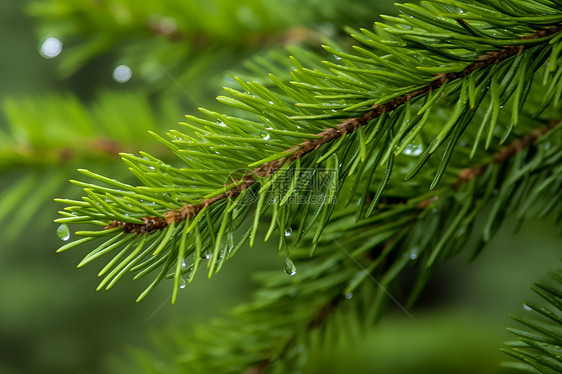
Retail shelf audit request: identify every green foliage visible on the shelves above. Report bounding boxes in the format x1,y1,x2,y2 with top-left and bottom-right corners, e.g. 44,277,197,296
11,0,561,372
56,0,562,308
0,91,183,241
28,0,391,94
114,114,561,373
503,268,562,373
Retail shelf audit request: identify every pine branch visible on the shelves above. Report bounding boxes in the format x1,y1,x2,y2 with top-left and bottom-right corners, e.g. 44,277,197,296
128,117,561,372
105,25,562,235
456,119,560,184
55,0,562,304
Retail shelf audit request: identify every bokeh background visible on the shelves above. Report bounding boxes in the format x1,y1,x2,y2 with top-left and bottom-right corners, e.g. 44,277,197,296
0,1,559,373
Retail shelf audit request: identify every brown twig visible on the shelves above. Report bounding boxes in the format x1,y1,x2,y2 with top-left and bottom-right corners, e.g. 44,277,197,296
106,24,562,234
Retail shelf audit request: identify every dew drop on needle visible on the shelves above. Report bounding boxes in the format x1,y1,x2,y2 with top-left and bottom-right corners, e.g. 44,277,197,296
57,224,70,241
284,257,296,276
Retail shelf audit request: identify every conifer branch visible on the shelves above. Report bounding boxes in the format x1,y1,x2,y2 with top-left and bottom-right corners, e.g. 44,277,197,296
56,0,562,304
229,118,562,374
106,24,562,235
456,119,561,185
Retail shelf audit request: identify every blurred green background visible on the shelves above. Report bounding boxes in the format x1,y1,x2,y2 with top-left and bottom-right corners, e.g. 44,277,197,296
0,1,560,373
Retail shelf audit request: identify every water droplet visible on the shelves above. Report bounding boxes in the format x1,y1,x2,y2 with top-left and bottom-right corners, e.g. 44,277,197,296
403,143,423,156
522,303,532,311
57,224,70,241
284,257,296,276
217,120,227,127
40,37,63,59
181,259,187,269
334,55,342,60
179,277,187,289
113,65,132,83
544,142,551,150
345,292,353,299
268,101,274,105
205,253,211,260
284,227,293,237
148,166,155,170
409,247,420,260
260,130,270,141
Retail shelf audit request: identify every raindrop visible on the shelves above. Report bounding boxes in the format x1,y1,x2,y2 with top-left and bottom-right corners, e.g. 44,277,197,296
284,257,296,276
284,227,293,237
113,64,132,83
181,259,187,269
334,55,342,61
260,130,270,141
268,101,274,105
40,37,63,59
522,303,532,311
148,166,155,170
409,247,420,260
205,253,211,260
345,292,353,299
179,277,187,289
57,224,70,241
217,120,227,127
403,143,423,156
